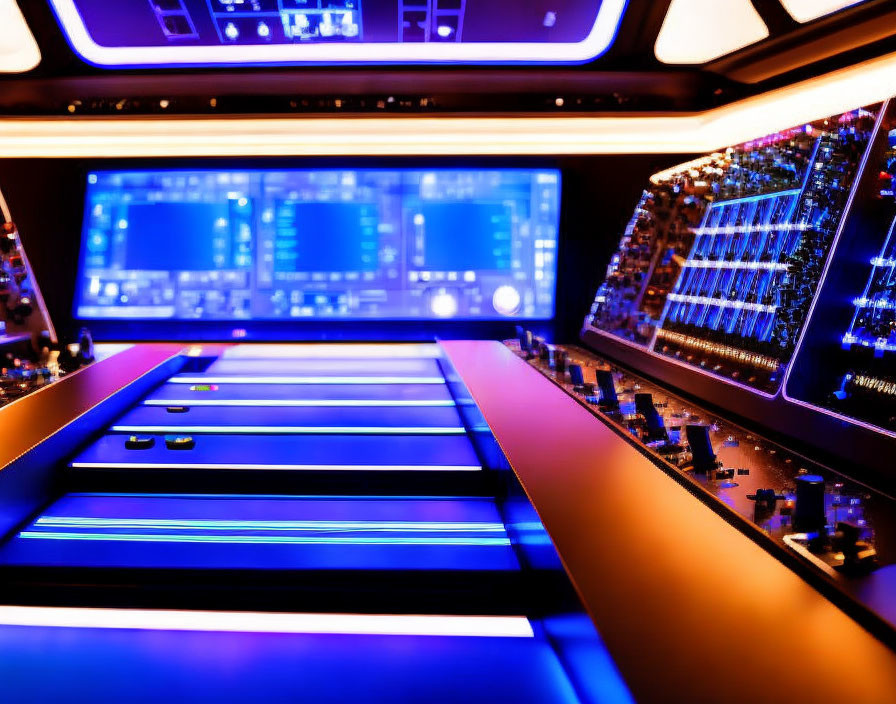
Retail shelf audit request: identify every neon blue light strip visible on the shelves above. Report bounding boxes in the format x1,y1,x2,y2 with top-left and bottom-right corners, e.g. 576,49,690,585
110,425,465,435
66,492,487,501
18,531,511,546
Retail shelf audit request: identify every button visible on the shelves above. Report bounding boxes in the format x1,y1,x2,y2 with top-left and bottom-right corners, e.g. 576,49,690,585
166,406,189,413
189,384,218,392
165,435,195,450
125,436,155,450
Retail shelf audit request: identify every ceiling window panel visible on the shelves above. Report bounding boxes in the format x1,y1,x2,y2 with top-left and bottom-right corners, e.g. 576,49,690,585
780,0,866,23
0,0,41,73
655,0,769,64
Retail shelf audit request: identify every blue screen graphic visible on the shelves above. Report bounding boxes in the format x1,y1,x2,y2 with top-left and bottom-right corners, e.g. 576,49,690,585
75,168,560,321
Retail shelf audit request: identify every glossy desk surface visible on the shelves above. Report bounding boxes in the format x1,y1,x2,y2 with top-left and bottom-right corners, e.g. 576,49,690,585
70,433,482,471
144,381,456,406
0,626,584,704
441,340,896,704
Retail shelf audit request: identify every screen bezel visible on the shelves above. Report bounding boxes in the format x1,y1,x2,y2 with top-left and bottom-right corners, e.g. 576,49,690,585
71,158,564,341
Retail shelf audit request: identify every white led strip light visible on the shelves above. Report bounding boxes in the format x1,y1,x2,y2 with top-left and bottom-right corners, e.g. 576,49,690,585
0,607,534,637
169,376,447,385
48,0,626,65
143,399,456,407
70,462,482,471
665,293,777,314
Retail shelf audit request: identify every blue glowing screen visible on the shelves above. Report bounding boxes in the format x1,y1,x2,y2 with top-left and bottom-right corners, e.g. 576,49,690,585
49,0,623,66
75,169,560,321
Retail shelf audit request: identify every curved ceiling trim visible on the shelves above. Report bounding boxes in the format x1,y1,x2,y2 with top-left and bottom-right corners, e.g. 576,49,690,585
48,0,628,66
0,48,894,157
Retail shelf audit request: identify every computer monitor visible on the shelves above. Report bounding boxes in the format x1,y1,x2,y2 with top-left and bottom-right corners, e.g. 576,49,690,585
74,168,560,323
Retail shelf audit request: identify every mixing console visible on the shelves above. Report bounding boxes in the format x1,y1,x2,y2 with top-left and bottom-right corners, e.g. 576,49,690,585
0,327,97,409
510,329,896,632
588,107,880,393
0,343,632,703
0,214,93,407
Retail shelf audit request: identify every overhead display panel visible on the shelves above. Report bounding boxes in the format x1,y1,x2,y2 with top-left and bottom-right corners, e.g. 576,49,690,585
75,168,560,323
48,0,626,66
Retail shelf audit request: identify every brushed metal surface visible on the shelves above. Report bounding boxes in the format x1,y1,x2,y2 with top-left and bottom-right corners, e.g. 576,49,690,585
441,339,896,704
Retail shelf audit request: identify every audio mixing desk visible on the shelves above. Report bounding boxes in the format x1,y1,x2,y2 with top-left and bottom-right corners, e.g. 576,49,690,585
2,340,895,703
0,342,630,704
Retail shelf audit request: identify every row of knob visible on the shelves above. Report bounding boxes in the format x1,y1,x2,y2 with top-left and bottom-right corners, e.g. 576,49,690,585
515,328,861,561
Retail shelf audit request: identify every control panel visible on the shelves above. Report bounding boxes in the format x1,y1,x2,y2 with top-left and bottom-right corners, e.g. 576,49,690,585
75,168,560,324
509,329,896,634
587,106,880,394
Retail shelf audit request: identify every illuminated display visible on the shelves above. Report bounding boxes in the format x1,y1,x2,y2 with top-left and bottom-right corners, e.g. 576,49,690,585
75,168,560,321
48,0,626,65
785,113,896,433
587,106,880,394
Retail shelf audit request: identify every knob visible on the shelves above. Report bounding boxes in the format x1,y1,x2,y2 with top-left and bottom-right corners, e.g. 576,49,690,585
793,475,826,533
165,435,196,450
685,424,717,473
596,370,619,409
125,436,155,450
635,393,667,442
747,488,786,513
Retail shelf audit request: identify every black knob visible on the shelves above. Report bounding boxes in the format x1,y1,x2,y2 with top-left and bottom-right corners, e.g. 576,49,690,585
635,393,667,442
793,474,826,533
685,424,717,473
552,348,568,373
568,364,585,387
165,435,196,450
747,488,786,512
596,370,619,409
